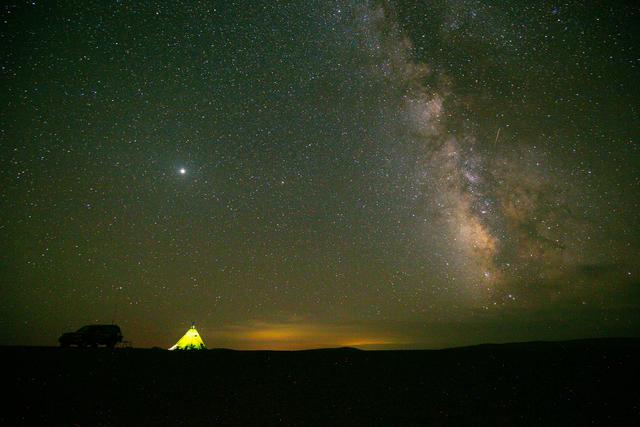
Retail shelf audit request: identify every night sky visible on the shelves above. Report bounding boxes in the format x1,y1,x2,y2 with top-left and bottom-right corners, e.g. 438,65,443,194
2,0,638,349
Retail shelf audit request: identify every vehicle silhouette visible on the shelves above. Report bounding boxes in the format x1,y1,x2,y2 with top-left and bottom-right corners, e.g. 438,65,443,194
58,325,123,348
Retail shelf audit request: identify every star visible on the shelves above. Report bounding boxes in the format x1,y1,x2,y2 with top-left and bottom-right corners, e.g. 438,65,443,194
179,168,186,175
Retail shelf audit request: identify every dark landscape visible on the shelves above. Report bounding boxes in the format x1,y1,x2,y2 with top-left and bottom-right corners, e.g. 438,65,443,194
5,338,639,426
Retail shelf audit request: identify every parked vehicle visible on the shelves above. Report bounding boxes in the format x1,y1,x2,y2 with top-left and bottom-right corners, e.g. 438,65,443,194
58,325,123,348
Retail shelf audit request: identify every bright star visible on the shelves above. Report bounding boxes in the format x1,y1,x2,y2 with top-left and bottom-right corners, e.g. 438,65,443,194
179,168,186,175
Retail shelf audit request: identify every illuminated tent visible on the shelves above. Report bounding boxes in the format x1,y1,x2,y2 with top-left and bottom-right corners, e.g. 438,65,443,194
169,324,207,350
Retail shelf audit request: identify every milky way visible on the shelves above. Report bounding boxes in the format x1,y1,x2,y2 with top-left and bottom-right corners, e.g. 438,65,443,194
1,0,638,348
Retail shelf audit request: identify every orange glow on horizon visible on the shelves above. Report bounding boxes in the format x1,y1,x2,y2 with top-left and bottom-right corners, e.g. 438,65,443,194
203,322,402,350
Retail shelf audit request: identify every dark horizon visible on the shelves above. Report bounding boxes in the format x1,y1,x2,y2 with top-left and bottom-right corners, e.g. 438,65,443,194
4,336,640,352
1,1,638,350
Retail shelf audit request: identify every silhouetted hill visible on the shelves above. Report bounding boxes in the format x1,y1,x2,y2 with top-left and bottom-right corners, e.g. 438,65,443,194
3,338,639,426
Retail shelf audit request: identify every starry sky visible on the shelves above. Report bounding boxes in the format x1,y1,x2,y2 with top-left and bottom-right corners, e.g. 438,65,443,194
2,0,639,349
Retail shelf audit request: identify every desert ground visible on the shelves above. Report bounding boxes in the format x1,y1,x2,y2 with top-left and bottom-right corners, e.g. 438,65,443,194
4,338,639,426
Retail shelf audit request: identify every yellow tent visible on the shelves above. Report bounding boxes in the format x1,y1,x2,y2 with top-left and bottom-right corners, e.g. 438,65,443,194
169,324,207,350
